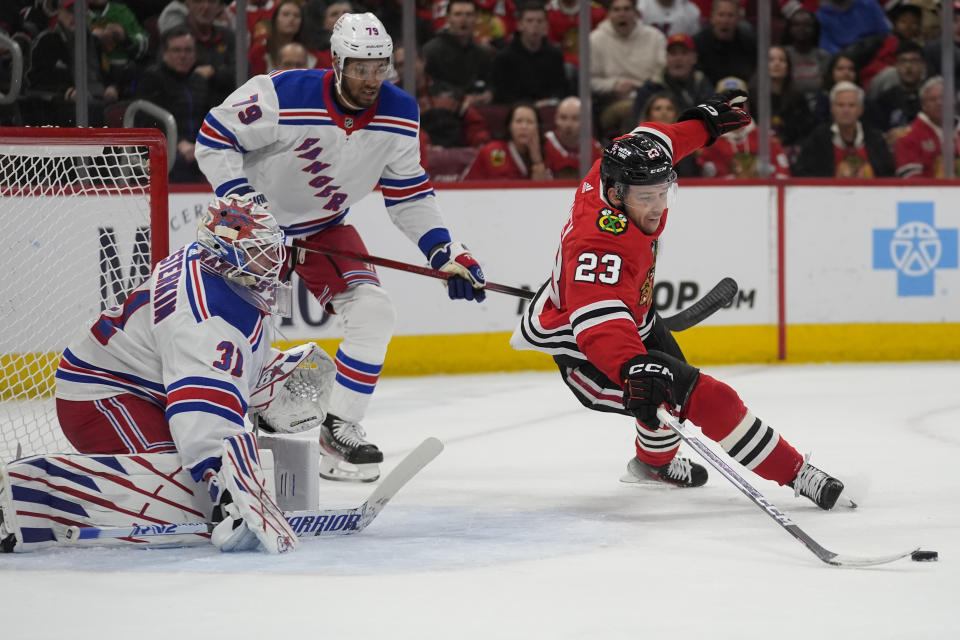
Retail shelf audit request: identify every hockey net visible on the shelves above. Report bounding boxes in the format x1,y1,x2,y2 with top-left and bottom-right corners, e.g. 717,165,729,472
0,127,168,462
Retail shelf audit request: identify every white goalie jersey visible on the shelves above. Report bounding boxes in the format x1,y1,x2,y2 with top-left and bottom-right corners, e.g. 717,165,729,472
55,242,276,479
195,69,452,255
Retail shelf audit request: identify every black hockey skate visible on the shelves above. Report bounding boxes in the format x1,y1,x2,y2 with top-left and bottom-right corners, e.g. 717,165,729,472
623,455,708,488
788,455,844,510
318,414,383,483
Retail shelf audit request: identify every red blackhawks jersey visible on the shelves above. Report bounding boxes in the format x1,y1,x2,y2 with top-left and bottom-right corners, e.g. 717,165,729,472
510,120,709,385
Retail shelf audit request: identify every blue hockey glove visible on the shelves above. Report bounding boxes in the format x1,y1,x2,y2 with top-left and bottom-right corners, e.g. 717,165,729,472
429,241,486,302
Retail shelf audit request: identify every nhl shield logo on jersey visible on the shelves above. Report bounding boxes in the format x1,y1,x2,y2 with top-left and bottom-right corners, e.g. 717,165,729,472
344,117,354,129
597,208,628,235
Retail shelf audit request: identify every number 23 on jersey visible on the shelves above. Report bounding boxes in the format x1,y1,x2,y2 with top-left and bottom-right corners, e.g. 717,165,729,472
574,252,622,284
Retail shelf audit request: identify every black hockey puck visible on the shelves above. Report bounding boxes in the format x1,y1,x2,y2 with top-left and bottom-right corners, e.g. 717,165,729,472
911,550,938,562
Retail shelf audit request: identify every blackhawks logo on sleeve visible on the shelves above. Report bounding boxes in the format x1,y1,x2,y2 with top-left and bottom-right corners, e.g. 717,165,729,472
597,208,628,235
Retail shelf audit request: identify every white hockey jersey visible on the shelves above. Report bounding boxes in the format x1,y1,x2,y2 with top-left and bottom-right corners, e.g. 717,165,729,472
195,69,452,256
55,243,275,480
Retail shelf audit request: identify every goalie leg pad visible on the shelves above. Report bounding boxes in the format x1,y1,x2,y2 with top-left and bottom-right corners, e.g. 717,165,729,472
213,432,298,554
1,453,210,552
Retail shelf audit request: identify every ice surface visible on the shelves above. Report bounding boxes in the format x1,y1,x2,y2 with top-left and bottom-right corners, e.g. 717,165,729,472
3,363,958,639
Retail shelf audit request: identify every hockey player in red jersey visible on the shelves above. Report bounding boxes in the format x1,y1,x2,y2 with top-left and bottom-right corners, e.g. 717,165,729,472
511,94,847,509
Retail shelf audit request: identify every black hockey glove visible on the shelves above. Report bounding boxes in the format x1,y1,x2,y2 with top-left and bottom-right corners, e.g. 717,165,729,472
678,92,751,146
621,354,675,430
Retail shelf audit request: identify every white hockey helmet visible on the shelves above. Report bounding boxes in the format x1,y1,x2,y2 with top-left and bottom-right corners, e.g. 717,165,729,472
330,13,394,87
197,197,291,315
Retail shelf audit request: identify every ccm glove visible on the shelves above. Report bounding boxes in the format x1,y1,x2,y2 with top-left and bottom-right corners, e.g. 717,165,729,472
678,92,751,146
206,472,261,552
621,353,675,430
429,241,486,302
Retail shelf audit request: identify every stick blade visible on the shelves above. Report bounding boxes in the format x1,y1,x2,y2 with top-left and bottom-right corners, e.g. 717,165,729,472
360,437,444,520
823,547,919,568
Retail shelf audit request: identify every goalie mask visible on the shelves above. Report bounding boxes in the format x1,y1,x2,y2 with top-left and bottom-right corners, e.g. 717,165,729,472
197,198,291,316
601,132,678,211
330,12,394,108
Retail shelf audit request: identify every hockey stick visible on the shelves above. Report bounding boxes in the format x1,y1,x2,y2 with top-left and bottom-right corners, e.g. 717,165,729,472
661,277,738,332
655,408,918,568
293,241,737,332
292,241,532,299
64,437,443,542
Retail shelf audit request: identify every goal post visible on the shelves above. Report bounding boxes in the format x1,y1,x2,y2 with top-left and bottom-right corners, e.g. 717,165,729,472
0,127,169,461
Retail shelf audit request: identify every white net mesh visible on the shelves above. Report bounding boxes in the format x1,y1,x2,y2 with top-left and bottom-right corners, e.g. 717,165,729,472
0,130,164,462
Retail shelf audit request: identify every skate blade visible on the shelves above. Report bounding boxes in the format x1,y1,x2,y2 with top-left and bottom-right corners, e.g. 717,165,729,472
319,456,379,483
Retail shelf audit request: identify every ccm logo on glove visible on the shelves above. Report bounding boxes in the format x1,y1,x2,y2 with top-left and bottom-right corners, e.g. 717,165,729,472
627,362,674,380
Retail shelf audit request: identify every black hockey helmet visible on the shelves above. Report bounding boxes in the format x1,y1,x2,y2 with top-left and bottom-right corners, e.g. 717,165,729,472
600,133,677,195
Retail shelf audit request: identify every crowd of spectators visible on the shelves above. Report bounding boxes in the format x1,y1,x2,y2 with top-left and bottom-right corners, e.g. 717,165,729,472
2,0,958,182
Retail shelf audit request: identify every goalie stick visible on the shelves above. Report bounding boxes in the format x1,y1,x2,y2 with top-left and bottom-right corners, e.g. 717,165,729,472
64,437,443,543
656,408,918,568
292,241,737,332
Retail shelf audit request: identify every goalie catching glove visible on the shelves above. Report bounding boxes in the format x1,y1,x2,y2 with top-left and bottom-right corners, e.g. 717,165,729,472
206,432,297,554
429,241,486,302
678,91,751,146
248,343,335,434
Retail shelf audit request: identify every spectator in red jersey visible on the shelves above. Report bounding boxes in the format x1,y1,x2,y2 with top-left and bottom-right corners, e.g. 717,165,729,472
465,102,548,179
793,80,894,177
895,76,960,178
546,0,605,68
848,1,924,99
419,80,492,147
227,0,276,39
543,96,602,179
697,76,792,179
248,0,319,75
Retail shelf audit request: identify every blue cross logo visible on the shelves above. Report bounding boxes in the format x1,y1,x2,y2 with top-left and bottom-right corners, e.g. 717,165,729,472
873,202,958,296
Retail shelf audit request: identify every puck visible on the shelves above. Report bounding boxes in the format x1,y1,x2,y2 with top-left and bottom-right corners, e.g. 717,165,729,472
911,550,938,562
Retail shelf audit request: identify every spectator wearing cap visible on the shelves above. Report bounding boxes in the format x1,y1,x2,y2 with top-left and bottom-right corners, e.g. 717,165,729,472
632,32,713,126
794,81,894,177
543,96,603,179
697,76,793,179
781,8,831,107
868,39,926,146
816,0,889,55
26,0,114,126
589,0,666,138
635,0,701,37
845,1,923,98
895,76,960,178
491,2,569,106
692,0,756,86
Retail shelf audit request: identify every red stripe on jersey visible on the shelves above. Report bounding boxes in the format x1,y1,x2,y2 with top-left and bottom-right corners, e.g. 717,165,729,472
335,360,380,385
167,386,245,416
